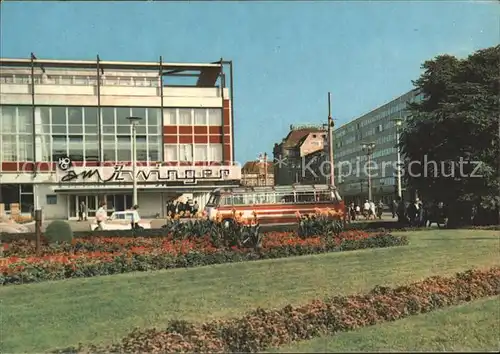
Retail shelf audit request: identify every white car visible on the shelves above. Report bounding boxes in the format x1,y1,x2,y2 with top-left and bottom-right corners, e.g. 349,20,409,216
90,211,152,231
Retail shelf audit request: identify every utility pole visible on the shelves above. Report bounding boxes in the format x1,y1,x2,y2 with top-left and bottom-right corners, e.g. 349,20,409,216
264,152,268,186
327,92,335,187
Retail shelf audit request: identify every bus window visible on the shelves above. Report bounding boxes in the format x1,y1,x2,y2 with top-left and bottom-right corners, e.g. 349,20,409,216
316,191,332,202
233,194,245,205
221,195,233,206
296,191,316,203
264,193,276,204
276,192,294,203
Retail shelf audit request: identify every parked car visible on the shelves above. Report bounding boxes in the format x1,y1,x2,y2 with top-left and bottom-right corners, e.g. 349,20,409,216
89,211,152,231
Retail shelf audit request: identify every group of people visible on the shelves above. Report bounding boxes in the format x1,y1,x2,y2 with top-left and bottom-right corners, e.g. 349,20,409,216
345,197,448,228
347,200,385,221
165,199,199,218
394,198,448,227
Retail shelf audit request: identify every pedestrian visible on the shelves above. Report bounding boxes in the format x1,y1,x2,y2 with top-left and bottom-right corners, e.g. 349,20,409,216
369,200,376,220
130,205,141,229
192,200,199,216
396,198,407,225
377,200,384,220
95,201,107,231
349,202,356,221
363,200,370,220
391,200,397,218
407,198,421,227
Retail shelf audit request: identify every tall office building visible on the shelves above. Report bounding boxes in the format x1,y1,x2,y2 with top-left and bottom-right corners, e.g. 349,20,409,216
333,89,424,204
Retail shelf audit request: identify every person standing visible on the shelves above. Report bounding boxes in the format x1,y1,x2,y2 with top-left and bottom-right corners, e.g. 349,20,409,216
95,201,107,231
377,200,384,220
130,205,141,229
369,200,376,220
192,200,199,216
363,200,371,220
391,200,397,218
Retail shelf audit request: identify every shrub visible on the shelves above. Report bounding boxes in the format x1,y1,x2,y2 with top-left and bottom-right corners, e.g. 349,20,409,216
0,233,408,285
297,209,344,239
44,220,73,243
64,267,500,353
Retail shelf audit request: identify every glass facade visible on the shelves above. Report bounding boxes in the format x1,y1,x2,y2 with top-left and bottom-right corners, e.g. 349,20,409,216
0,105,225,163
332,90,423,200
164,107,222,125
0,106,34,161
0,105,162,162
0,184,34,213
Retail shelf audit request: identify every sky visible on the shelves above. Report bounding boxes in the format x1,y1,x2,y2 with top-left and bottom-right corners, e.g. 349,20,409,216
1,0,499,163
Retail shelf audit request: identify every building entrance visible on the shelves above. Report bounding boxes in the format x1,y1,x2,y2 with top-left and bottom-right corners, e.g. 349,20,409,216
68,194,132,219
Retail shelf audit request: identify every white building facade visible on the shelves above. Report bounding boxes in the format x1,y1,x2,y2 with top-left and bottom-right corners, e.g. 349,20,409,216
0,56,240,219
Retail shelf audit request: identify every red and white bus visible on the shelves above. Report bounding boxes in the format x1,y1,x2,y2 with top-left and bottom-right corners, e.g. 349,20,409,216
204,184,345,227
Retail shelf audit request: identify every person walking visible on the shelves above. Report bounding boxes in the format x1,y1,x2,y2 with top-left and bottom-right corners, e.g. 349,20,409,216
363,200,371,220
369,200,376,220
78,201,86,221
130,205,141,229
377,200,384,220
95,201,107,231
391,200,397,218
192,200,199,216
396,198,407,225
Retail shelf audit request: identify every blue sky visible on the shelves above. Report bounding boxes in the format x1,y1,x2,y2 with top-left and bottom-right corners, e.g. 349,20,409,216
1,1,499,163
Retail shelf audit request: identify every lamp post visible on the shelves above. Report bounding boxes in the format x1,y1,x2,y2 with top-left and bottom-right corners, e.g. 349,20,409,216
326,92,335,187
393,118,403,199
362,142,376,201
126,116,142,206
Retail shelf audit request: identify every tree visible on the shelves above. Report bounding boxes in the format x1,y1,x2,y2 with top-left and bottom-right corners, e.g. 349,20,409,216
400,45,500,226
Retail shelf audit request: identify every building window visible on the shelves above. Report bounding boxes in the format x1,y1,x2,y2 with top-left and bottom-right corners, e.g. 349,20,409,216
179,144,193,162
46,195,58,205
194,109,207,125
194,144,208,161
209,143,223,161
179,109,192,125
164,144,178,161
208,109,222,126
164,108,176,125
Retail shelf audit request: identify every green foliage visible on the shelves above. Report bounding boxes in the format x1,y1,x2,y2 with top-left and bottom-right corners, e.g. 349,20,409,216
44,220,74,243
401,45,500,225
162,218,263,249
65,267,500,353
298,214,344,240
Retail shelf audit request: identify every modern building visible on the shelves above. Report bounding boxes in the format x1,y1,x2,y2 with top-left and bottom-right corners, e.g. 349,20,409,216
0,55,240,219
272,125,327,185
241,159,274,187
332,89,424,204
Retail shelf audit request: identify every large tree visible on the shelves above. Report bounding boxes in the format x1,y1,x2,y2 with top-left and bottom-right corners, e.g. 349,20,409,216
400,45,500,225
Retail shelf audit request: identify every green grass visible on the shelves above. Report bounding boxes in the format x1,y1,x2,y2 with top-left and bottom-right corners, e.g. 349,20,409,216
0,229,499,353
270,296,500,352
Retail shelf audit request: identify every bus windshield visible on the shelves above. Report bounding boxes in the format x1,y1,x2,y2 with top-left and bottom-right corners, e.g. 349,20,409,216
206,193,220,207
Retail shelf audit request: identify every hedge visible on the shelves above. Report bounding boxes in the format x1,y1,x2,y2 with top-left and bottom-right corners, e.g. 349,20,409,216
59,266,500,353
1,232,408,286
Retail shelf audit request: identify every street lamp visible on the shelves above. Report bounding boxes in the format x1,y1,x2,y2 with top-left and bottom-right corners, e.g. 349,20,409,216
362,142,376,201
393,118,403,199
126,116,142,206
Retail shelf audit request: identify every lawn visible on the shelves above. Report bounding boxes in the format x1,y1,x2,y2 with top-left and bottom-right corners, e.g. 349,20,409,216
1,229,499,352
270,296,500,352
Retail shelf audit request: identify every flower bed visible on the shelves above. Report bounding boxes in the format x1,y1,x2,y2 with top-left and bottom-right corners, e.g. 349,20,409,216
0,231,408,286
62,266,500,353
